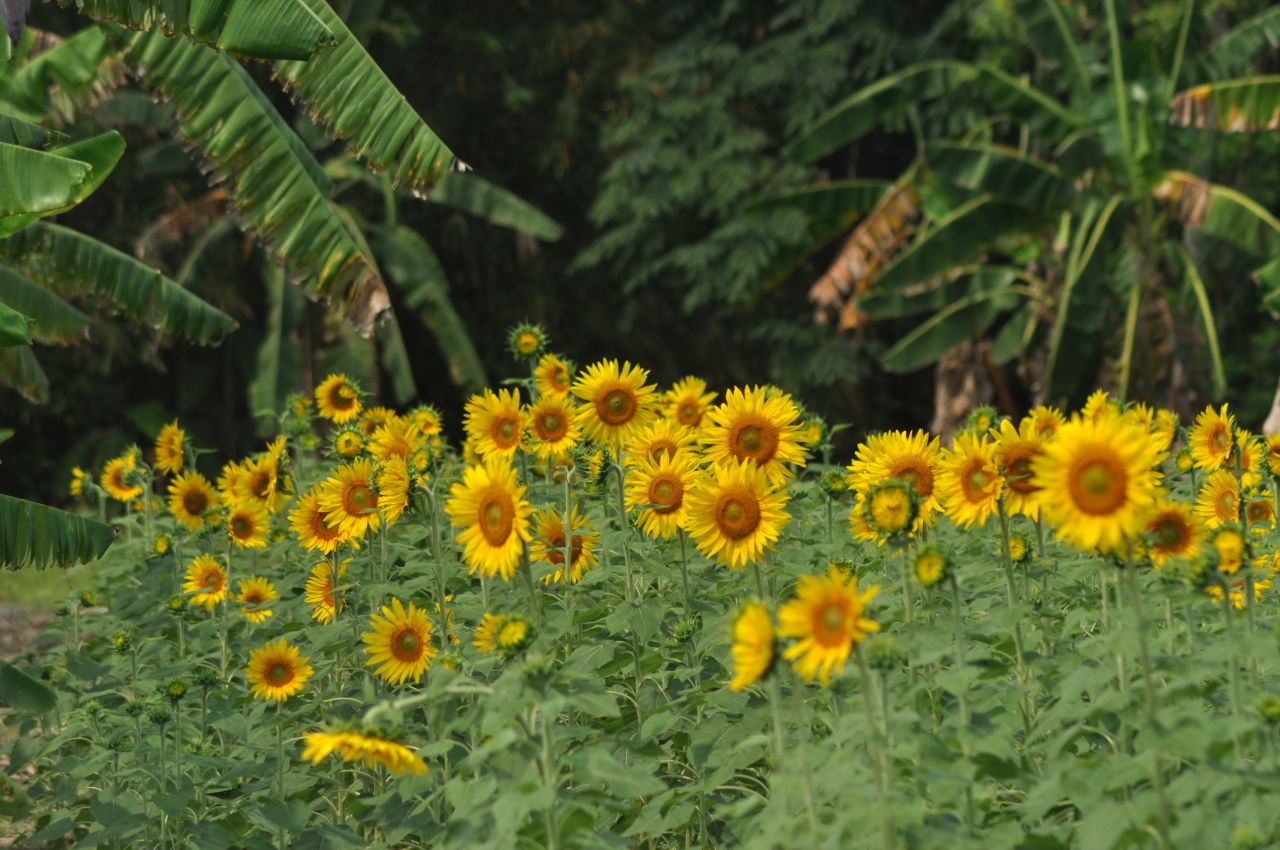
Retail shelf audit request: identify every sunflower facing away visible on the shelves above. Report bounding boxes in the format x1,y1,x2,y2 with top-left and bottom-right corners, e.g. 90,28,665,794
464,389,526,459
182,554,228,610
319,458,381,541
530,506,600,585
474,612,531,656
168,471,217,530
301,729,427,775
525,394,581,461
306,560,348,624
1030,414,1162,552
729,602,775,692
937,432,1004,529
663,376,718,431
991,418,1045,518
1195,470,1240,529
846,430,943,529
534,353,575,397
154,421,186,475
445,456,532,580
363,598,437,685
227,501,270,549
685,459,790,569
236,577,278,624
778,566,880,685
101,450,144,503
625,449,701,540
572,359,659,451
246,638,313,702
1188,404,1236,471
701,386,807,484
290,487,351,554
1141,497,1202,567
315,373,363,423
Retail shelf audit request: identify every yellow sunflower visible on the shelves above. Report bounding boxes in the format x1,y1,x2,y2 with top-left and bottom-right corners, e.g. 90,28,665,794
846,430,942,529
331,426,366,459
1211,525,1246,576
376,455,412,525
234,438,287,513
913,545,950,587
777,566,880,685
101,450,143,502
290,486,351,554
236,577,278,624
182,554,228,610
625,449,701,540
1188,404,1236,471
663,376,718,431
729,602,775,692
369,417,423,462
315,373,362,423
937,432,1003,529
1195,470,1240,529
530,506,600,585
306,560,348,624
1141,497,1202,567
857,480,918,544
246,639,313,702
1230,430,1264,488
1152,409,1179,452
227,501,270,549
474,612,531,656
69,466,87,498
319,459,381,540
409,405,444,439
1030,414,1162,552
1244,489,1276,531
685,459,790,569
524,394,581,461
626,418,696,465
1206,577,1270,610
445,456,532,580
168,471,217,530
992,418,1045,518
1025,405,1066,441
154,421,186,475
464,389,526,459
301,730,427,775
360,406,397,438
571,359,659,451
217,459,244,505
1082,389,1119,423
363,598,437,685
534,353,575,397
1266,433,1280,477
701,386,807,485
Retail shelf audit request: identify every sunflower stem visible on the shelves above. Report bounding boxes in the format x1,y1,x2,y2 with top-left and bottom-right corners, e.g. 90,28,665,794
521,541,541,622
614,461,637,603
948,574,970,729
1122,564,1173,850
276,703,287,850
424,488,451,653
996,503,1027,681
855,646,895,850
678,531,692,618
786,675,821,838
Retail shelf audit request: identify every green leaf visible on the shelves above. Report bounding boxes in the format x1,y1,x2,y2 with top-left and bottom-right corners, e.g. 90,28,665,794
0,658,56,712
0,267,90,344
0,26,121,121
0,110,66,147
430,173,563,241
0,300,31,347
1169,77,1280,132
926,143,1072,212
1177,246,1227,398
572,748,666,799
274,0,456,196
1199,7,1280,80
129,30,390,332
53,0,334,61
743,179,890,221
880,282,1023,373
0,131,125,236
1012,0,1089,96
0,491,114,570
0,344,49,402
0,223,237,343
1156,170,1280,255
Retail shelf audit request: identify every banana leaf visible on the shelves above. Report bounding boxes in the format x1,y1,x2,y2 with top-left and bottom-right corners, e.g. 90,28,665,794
1169,77,1280,132
0,300,31,347
926,143,1073,212
1199,7,1280,81
0,491,114,570
0,344,48,401
430,172,563,241
0,267,89,344
0,131,124,236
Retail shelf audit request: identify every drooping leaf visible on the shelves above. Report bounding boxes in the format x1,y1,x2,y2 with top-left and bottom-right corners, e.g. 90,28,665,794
0,658,55,713
0,267,89,344
1175,246,1227,398
0,223,236,343
0,130,124,236
273,0,455,197
129,30,389,332
0,343,48,402
1154,170,1280,255
1168,77,1280,132
1199,7,1280,81
430,173,563,241
0,300,31,346
926,143,1073,212
0,109,64,147
881,283,1023,373
51,0,333,60
0,491,114,570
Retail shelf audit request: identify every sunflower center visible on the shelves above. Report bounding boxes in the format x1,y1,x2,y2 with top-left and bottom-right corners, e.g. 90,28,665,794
598,387,637,426
1210,425,1230,453
813,602,849,646
1248,501,1274,523
678,403,700,426
244,590,265,605
649,438,679,461
1068,451,1128,515
544,529,585,566
551,367,569,391
518,332,539,353
182,489,209,516
201,571,223,592
231,516,254,539
730,419,779,465
890,459,933,498
538,413,567,442
961,461,993,504
392,627,423,662
649,475,683,513
249,469,272,500
715,492,761,541
1217,490,1237,516
267,663,293,686
1005,450,1038,495
479,490,515,546
345,483,376,514
330,385,357,412
1150,514,1188,550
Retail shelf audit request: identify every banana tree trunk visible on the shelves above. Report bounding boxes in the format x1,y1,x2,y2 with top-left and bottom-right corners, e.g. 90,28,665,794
1265,378,1280,435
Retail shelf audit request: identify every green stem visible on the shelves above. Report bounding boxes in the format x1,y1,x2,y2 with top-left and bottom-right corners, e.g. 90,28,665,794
949,575,970,728
1122,567,1173,850
520,542,541,622
424,489,451,652
855,647,895,850
678,531,692,617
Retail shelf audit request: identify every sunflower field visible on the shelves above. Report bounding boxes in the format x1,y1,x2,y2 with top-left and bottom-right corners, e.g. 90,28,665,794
0,328,1278,850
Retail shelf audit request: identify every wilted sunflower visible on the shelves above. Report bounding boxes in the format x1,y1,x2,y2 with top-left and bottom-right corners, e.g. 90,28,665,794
626,418,695,465
154,421,186,475
1025,405,1066,441
101,451,144,502
369,417,422,462
625,449,701,540
168,471,217,530
182,554,228,610
729,602,775,692
701,386,807,485
363,598,436,685
246,638,313,702
524,394,581,461
1188,404,1236,471
1210,524,1246,576
290,487,350,554
778,566,880,686
534,353,574,397
663,376,718,431
846,430,942,529
572,359,659,451
301,729,427,775
530,506,599,585
236,577,278,624
1195,470,1240,529
474,612,530,656
226,501,270,549
992,418,1045,518
1142,497,1202,567
319,458,381,541
937,432,1003,529
685,459,790,569
445,456,532,580
1031,414,1161,552
464,389,525,459
315,373,362,423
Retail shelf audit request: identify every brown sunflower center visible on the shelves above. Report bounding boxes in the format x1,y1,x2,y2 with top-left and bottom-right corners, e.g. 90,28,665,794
249,468,272,500
344,482,376,515
537,412,567,442
648,475,683,513
715,491,761,541
597,387,637,426
813,601,850,646
677,402,701,427
201,570,223,592
544,529,585,566
1151,514,1189,550
479,490,515,546
890,459,934,498
1004,449,1039,495
1248,501,1274,523
391,627,424,662
243,590,265,605
267,662,293,686
182,488,209,516
1210,425,1230,453
961,461,993,504
729,418,780,465
1068,451,1128,516
231,515,255,539
329,385,357,412
1217,489,1237,517
494,416,521,448
648,438,679,461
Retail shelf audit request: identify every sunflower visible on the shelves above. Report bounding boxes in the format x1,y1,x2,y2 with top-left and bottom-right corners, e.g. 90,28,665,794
778,566,880,686
627,418,695,465
360,406,397,438
1025,406,1066,441
182,554,228,610
246,639,313,702
858,479,918,544
1141,497,1201,567
913,545,950,587
1195,470,1240,529
729,603,775,692
464,389,526,459
524,394,581,461
301,729,427,775
1082,389,1119,423
363,598,436,685
315,373,363,423
69,466,87,498
1175,447,1195,473
154,421,186,475
217,459,245,505
306,560,348,624
1267,433,1280,477
408,405,443,439
625,449,701,540
1244,489,1276,531
965,406,997,434
663,376,718,431
534,353,575,397
290,486,350,554
168,471,217,530
530,506,600,585
234,438,287,512
1206,577,1270,610
572,359,659,451
937,432,1003,529
319,458,381,541
1188,404,1236,471
236,577,278,624
701,386,807,484
1210,524,1246,576
992,418,1045,518
227,501,270,549
1030,414,1162,552
1152,409,1179,452
101,451,144,502
474,612,531,656
685,459,790,569
1229,430,1265,488
508,322,547,360
377,455,412,525
445,456,532,580
369,417,422,462
331,426,366,459
1007,533,1030,563
846,430,943,529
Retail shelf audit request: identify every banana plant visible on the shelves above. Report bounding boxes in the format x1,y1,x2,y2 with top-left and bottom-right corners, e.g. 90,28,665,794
765,0,1280,407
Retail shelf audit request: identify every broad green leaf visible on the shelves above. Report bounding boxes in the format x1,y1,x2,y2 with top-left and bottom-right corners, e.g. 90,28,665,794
0,267,89,344
0,26,120,121
0,300,31,346
1169,77,1280,132
1199,7,1280,81
743,179,890,222
989,303,1038,364
0,131,125,236
0,109,66,147
0,223,236,343
248,263,302,434
0,491,114,570
430,173,564,241
860,264,1025,320
129,30,389,332
1255,257,1280,314
53,0,334,60
0,344,48,402
274,0,456,196
0,658,56,712
880,284,1022,373
926,143,1073,212
1155,170,1280,256
1012,0,1089,96
1176,246,1227,398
